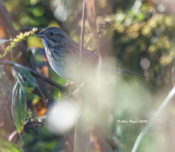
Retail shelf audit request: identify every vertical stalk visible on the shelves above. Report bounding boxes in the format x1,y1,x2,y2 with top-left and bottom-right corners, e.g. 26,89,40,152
131,86,175,152
74,0,87,152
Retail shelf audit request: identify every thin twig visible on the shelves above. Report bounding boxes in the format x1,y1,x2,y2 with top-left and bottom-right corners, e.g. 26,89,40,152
131,85,175,152
78,0,87,79
172,67,175,86
0,60,67,92
30,70,67,92
74,0,87,152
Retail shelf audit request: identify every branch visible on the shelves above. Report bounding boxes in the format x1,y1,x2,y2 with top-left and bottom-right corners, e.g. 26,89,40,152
131,85,175,152
0,60,67,92
87,0,102,76
0,0,16,37
78,0,86,75
74,1,87,152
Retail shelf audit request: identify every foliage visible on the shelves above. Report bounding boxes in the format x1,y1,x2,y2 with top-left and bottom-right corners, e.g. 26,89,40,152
12,81,26,133
11,63,40,133
0,0,175,152
0,28,37,58
0,137,21,152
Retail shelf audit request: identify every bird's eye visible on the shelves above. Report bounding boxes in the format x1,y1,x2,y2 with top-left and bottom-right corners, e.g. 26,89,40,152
49,32,54,36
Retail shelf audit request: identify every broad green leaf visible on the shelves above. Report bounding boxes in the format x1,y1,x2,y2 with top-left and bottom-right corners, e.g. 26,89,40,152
12,81,26,133
0,138,21,152
13,64,36,93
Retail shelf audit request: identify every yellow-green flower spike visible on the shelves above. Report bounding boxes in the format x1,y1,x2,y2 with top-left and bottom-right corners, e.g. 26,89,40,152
0,27,38,59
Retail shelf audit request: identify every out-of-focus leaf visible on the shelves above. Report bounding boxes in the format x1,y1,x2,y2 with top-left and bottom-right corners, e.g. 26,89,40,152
53,0,74,21
12,81,26,133
29,47,49,77
0,137,21,152
32,95,47,116
13,64,36,93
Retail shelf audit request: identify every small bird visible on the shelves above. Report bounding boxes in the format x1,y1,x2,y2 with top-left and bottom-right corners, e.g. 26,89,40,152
36,27,98,79
36,27,146,79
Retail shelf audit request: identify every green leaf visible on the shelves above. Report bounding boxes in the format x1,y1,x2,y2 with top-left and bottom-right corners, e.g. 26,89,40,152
12,81,26,133
0,138,21,152
13,64,36,93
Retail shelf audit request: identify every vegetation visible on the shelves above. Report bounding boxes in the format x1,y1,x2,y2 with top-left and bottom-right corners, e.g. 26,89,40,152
0,0,175,152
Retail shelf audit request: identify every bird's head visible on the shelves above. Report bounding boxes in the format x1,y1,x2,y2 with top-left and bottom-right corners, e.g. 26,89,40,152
36,27,70,46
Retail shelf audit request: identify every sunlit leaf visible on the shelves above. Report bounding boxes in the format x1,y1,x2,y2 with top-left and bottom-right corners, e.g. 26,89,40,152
12,81,26,133
13,64,36,93
0,137,21,152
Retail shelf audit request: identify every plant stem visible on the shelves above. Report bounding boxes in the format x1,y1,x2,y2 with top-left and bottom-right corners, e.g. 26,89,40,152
0,60,67,92
131,86,175,152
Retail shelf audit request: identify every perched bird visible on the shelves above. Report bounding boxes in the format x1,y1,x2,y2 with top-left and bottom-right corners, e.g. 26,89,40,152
36,27,145,80
36,27,98,80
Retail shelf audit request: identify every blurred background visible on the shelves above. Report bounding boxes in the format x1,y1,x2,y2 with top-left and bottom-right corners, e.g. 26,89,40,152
0,0,175,152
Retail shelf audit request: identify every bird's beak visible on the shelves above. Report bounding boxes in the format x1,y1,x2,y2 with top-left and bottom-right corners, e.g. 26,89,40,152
36,32,44,38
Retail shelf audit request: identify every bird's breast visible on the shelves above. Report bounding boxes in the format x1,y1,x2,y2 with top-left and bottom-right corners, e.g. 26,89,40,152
44,45,66,78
